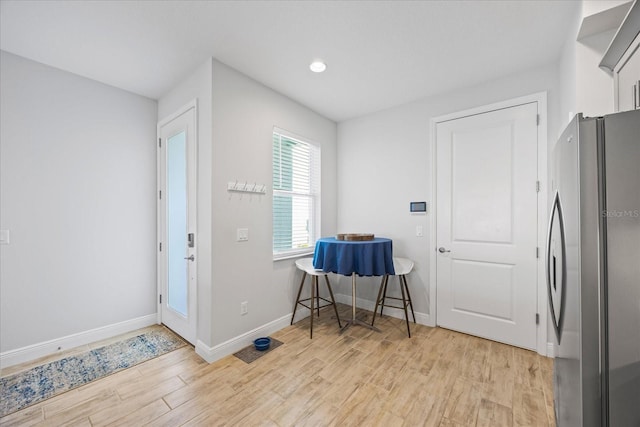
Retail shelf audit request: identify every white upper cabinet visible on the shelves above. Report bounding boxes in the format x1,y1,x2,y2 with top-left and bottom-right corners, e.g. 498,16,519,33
614,33,640,112
599,0,640,112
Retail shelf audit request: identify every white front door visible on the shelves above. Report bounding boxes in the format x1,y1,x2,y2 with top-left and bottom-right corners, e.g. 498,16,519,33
158,104,197,345
435,102,538,350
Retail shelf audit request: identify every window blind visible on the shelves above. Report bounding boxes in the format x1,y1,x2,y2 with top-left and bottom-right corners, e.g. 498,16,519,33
272,129,320,259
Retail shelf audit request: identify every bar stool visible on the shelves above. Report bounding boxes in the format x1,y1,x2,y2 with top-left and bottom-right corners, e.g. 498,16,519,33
371,257,416,337
291,258,342,338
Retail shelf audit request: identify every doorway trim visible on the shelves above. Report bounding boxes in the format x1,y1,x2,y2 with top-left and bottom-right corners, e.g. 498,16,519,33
156,99,199,342
428,92,549,356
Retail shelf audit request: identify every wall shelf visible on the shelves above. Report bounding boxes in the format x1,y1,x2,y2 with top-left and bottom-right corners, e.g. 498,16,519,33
577,2,632,41
600,0,640,71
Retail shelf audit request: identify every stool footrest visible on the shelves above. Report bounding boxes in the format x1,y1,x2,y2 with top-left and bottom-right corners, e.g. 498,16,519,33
290,268,343,338
380,296,406,302
298,297,333,310
371,273,416,337
376,303,411,311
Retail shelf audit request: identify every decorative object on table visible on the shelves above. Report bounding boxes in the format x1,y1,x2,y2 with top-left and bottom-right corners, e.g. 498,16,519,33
291,258,342,338
371,257,417,337
253,337,271,351
233,337,283,364
0,327,186,417
336,233,375,241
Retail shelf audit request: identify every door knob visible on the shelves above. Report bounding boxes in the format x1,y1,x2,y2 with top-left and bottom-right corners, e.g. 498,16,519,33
438,247,451,253
184,255,195,261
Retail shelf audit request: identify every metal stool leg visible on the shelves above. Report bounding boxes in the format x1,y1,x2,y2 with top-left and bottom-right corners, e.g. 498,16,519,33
324,275,342,328
398,275,411,337
310,276,316,339
316,279,321,317
371,275,387,326
402,275,416,323
291,271,307,325
380,274,390,318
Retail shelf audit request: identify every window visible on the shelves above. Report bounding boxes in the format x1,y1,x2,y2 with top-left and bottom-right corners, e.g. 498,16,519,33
272,128,320,259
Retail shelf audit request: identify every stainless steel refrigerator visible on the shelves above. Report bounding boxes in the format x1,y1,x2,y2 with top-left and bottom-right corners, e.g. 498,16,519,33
547,109,640,427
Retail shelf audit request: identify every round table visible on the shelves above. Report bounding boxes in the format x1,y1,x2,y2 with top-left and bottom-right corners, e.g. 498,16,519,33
313,237,394,332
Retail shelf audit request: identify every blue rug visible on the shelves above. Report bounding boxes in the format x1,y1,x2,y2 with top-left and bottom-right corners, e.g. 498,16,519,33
0,328,186,417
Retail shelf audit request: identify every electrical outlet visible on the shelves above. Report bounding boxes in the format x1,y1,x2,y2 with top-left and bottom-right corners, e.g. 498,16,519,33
240,301,248,315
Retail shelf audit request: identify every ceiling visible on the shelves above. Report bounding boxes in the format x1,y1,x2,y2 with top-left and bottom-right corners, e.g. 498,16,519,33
0,0,580,122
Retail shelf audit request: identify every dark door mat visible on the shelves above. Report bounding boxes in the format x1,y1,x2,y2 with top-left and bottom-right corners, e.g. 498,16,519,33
233,338,283,364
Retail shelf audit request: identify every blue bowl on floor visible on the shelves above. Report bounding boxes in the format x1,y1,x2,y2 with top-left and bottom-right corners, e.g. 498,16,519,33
253,337,271,351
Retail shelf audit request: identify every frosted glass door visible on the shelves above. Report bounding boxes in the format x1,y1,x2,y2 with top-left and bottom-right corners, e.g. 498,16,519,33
167,131,188,316
158,104,197,345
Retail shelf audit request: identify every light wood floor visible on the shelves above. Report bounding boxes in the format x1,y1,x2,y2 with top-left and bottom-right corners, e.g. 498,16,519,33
0,304,555,426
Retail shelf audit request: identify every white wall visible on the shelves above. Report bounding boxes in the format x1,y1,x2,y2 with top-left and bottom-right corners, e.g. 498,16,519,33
157,59,336,355
558,41,577,132
210,60,337,346
557,4,581,134
336,63,560,322
157,58,214,348
0,51,157,356
576,29,617,117
582,0,631,18
559,0,625,122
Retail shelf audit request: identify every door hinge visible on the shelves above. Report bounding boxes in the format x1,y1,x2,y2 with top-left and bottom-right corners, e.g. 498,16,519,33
536,313,540,325
536,181,540,192
159,242,162,251
536,247,540,258
158,138,162,148
159,294,162,304
536,114,540,126
159,190,162,200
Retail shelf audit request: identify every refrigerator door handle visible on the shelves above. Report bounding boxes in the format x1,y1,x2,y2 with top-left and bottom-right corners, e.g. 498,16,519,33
546,193,556,330
547,190,567,342
552,255,557,291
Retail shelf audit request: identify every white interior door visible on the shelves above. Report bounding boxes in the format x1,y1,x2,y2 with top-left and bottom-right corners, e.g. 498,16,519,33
158,105,197,344
436,102,538,350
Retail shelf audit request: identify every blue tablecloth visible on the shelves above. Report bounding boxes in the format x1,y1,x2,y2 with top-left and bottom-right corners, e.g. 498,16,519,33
313,237,395,276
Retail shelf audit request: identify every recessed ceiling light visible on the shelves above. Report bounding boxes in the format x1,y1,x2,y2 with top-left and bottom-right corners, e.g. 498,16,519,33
309,61,327,73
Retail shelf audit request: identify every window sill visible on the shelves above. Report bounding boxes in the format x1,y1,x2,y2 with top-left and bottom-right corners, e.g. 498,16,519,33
273,250,314,262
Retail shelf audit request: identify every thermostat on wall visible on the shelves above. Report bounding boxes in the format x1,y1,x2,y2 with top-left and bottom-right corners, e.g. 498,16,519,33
410,201,427,213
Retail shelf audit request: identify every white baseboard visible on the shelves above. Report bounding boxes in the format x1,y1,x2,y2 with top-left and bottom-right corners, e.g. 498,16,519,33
195,295,432,365
334,293,432,326
195,314,291,364
0,314,158,369
547,342,555,358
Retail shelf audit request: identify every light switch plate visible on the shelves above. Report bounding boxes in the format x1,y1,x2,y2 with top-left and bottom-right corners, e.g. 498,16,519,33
416,226,423,237
0,230,9,245
237,228,249,242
